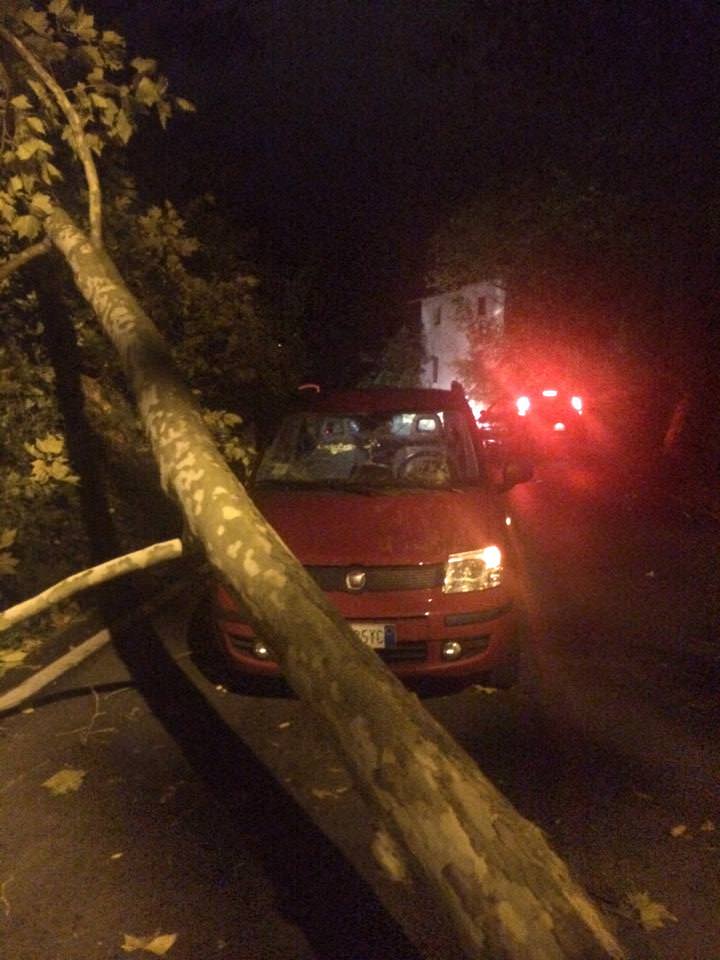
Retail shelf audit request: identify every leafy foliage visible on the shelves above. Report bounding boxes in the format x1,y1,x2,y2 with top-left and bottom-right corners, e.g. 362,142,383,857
0,312,88,607
0,3,307,623
358,322,427,388
0,0,194,247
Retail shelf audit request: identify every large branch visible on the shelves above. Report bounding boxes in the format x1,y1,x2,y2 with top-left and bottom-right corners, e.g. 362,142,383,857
0,538,182,633
0,27,103,246
0,238,51,281
44,206,624,960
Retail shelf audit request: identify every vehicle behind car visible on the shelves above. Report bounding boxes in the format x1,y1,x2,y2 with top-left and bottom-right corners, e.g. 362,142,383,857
478,388,586,458
209,384,532,693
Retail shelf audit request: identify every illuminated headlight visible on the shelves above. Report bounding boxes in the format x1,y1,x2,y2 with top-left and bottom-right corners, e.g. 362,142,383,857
442,546,503,593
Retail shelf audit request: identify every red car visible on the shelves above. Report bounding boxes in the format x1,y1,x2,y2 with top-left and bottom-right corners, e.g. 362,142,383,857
210,384,532,692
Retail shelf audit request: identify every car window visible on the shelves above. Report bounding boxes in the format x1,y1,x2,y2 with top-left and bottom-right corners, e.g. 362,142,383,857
255,408,482,488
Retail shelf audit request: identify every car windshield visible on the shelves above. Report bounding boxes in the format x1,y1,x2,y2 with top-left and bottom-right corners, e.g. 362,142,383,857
255,408,483,489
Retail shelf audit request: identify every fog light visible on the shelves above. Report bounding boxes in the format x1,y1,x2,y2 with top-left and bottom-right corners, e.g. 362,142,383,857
253,640,272,660
442,641,463,661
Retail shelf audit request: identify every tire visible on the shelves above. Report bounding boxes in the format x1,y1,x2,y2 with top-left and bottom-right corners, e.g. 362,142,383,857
486,613,537,692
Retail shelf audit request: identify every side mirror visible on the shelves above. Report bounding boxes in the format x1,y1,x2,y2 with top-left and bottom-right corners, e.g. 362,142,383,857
500,457,534,490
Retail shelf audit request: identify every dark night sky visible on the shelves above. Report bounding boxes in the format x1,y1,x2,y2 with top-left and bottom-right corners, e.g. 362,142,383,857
96,0,719,380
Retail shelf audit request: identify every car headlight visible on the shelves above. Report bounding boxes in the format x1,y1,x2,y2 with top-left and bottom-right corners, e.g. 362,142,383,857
442,546,503,593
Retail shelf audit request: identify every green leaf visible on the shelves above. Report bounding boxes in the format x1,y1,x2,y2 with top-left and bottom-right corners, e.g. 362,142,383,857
10,95,32,110
0,196,16,222
156,99,172,129
90,92,112,109
113,110,134,144
102,30,124,45
74,12,96,40
175,98,196,113
30,193,54,216
12,214,41,240
40,161,63,184
21,10,50,35
35,434,64,455
48,460,78,483
27,80,45,101
25,116,46,134
85,133,104,156
131,57,157,75
8,175,23,195
135,76,160,107
48,0,71,14
16,138,54,161
0,529,17,550
29,459,50,483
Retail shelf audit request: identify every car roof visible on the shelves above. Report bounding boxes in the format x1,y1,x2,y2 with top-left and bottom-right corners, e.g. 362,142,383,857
293,385,471,415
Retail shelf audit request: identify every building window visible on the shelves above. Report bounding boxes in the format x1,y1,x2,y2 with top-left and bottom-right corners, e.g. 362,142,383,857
431,355,439,383
433,305,442,326
477,296,486,319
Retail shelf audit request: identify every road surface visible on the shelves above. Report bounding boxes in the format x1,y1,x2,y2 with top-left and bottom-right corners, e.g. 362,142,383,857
0,452,718,959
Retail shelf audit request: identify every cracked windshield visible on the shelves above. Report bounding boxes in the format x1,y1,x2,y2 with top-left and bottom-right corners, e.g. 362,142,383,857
255,409,482,488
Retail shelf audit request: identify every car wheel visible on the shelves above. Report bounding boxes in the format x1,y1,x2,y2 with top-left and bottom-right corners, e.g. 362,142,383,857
187,590,234,687
485,614,537,692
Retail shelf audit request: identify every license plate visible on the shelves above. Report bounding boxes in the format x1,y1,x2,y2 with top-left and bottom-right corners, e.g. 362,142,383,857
350,622,397,649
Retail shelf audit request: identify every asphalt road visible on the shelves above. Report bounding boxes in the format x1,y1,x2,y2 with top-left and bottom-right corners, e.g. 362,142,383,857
1,453,718,960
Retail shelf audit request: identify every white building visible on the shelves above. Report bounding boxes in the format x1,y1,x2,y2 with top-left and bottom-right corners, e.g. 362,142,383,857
420,281,505,403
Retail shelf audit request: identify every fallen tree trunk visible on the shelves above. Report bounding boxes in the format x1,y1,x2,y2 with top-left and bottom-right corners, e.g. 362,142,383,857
43,206,624,960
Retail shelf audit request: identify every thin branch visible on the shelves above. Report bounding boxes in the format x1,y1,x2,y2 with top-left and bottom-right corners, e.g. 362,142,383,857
0,538,183,633
0,26,103,246
0,237,51,281
56,687,116,744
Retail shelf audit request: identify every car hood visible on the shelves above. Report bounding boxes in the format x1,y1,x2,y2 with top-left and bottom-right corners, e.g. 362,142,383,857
252,485,503,566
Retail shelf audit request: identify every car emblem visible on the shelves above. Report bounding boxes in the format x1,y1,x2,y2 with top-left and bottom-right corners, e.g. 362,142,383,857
345,568,366,591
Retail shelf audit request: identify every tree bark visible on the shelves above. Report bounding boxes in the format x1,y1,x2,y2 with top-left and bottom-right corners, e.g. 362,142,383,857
42,206,624,960
0,538,182,633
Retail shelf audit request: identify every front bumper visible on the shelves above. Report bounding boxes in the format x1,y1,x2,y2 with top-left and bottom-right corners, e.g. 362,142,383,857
212,583,521,686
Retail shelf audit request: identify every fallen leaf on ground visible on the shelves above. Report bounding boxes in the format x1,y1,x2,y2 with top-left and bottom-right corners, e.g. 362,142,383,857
110,852,124,860
700,819,716,832
625,891,678,931
42,768,86,795
670,823,688,837
471,685,498,695
121,932,177,955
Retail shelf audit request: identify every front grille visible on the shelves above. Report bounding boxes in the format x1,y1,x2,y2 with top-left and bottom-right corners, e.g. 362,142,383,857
307,564,444,592
378,643,427,663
